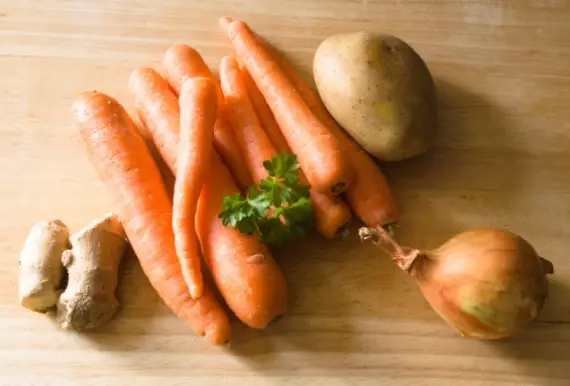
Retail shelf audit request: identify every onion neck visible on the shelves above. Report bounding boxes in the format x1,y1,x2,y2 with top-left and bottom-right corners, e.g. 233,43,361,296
359,226,423,275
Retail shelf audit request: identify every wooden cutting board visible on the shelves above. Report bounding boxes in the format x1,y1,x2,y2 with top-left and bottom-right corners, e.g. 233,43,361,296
1,0,569,385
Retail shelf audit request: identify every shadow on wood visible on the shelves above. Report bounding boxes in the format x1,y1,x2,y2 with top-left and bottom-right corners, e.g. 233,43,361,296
485,322,570,386
383,76,527,243
539,278,570,323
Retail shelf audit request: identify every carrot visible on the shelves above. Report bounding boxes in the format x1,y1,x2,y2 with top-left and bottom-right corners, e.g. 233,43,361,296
196,152,288,328
260,35,399,226
128,67,180,170
128,78,289,329
72,91,231,344
240,66,289,152
172,77,218,299
162,44,252,189
219,17,352,195
219,56,275,183
129,66,251,189
241,66,352,239
163,44,219,98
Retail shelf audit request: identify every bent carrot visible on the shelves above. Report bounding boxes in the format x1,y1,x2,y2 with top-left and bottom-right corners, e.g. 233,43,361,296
220,17,352,195
129,67,180,170
128,66,251,189
262,36,399,226
72,91,231,344
241,66,352,239
219,56,275,183
163,44,218,98
196,152,288,328
130,82,289,329
172,77,218,299
162,44,252,189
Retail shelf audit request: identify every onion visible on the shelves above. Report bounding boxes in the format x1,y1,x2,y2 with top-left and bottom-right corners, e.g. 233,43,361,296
359,226,554,339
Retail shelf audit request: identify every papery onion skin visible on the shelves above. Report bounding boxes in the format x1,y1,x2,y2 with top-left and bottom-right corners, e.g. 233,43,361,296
411,228,554,339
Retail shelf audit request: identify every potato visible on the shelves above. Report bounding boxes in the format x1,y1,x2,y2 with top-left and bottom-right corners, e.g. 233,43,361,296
313,32,438,161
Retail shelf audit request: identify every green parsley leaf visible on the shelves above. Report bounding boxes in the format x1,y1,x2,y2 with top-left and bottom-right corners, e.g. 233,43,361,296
246,187,271,218
263,152,300,178
283,196,313,223
218,152,315,245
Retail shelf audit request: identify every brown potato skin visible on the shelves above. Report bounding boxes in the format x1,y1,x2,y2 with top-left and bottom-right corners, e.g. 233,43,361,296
313,32,438,161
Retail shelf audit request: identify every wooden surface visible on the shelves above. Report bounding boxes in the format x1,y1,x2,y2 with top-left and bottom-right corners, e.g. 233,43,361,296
1,0,570,385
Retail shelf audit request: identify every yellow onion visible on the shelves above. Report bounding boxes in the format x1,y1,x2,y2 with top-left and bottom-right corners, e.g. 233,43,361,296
359,227,554,339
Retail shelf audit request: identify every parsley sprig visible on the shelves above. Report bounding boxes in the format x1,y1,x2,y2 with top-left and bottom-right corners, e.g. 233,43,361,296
218,152,314,245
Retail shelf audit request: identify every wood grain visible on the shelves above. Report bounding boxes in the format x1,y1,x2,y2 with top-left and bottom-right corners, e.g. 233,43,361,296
1,0,570,384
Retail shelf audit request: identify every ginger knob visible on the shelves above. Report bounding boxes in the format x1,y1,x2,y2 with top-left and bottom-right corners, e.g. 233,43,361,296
19,219,70,312
57,213,128,331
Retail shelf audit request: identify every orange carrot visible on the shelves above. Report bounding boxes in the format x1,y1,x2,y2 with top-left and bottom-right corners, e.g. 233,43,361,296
241,66,352,238
220,17,352,195
172,77,218,299
162,44,252,189
222,18,397,225
196,152,288,328
240,66,289,152
260,35,399,226
219,56,275,183
72,91,231,344
129,66,252,189
128,79,289,329
220,18,394,227
129,67,180,170
163,44,219,99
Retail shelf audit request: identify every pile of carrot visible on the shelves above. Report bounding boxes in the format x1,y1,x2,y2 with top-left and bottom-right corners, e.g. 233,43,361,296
72,17,398,345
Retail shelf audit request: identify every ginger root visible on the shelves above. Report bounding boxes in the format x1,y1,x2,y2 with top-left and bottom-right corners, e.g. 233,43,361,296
19,219,70,312
57,213,127,331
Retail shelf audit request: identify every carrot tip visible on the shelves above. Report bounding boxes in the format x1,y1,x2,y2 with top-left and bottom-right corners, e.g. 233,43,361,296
220,55,238,69
166,43,195,53
189,284,203,300
331,181,348,194
205,324,231,345
219,16,234,32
